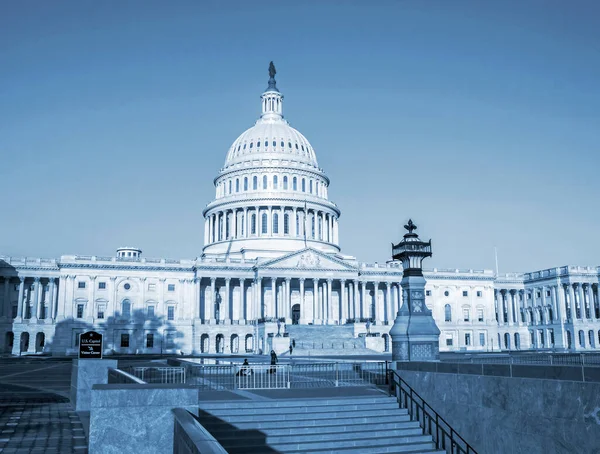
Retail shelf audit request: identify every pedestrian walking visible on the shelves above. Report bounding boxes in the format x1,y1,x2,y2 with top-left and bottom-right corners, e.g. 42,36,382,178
289,345,293,355
270,350,278,374
292,339,296,348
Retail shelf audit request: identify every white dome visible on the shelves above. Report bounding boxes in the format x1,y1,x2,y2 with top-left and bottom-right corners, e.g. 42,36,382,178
224,119,319,169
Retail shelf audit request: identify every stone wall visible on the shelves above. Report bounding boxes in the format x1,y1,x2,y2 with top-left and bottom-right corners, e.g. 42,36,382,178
395,362,600,453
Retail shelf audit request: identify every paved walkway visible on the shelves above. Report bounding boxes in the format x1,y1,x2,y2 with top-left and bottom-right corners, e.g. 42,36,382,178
0,360,88,454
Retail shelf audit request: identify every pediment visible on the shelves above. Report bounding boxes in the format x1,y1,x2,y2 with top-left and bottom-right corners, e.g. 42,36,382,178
258,248,357,272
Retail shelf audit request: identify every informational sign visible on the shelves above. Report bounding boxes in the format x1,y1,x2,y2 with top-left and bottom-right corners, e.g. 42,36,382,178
79,331,103,359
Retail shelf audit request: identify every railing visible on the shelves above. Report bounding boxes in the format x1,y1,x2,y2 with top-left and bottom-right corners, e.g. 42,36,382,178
294,340,363,349
125,366,186,383
108,367,146,384
181,361,389,390
173,408,228,454
388,371,476,454
442,352,600,366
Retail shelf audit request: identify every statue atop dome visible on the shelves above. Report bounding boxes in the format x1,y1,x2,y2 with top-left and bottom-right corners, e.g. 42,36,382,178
267,61,278,91
269,61,276,79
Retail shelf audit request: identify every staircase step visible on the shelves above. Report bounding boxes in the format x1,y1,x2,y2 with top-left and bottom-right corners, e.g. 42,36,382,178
214,426,425,445
198,395,396,410
199,414,413,430
200,401,400,416
199,407,401,423
282,443,444,454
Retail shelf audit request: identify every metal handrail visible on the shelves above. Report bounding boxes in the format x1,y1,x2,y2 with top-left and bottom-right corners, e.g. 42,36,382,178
388,370,477,454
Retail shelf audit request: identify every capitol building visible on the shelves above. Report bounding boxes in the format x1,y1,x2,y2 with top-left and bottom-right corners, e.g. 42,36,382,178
1,65,600,356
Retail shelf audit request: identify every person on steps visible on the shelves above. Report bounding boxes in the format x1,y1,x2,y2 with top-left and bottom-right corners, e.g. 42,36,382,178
270,350,278,374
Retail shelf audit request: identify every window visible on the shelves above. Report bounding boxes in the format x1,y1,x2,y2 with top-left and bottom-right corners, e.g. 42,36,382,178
465,333,471,346
120,333,130,348
251,214,256,234
463,308,470,322
146,333,154,348
235,179,239,192
78,281,86,289
280,140,284,148
444,304,452,322
546,290,551,297
253,176,258,190
244,177,248,191
283,176,288,190
168,284,175,292
462,291,468,297
262,213,268,234
97,305,105,319
537,292,541,298
477,308,484,322
122,300,131,318
316,181,319,195
76,304,84,318
273,213,279,234
147,305,155,318
479,333,485,346
240,214,245,236
249,142,253,149
263,175,267,189
273,175,278,189
318,216,322,240
446,336,453,346
228,180,232,194
477,291,482,297
296,213,300,236
301,178,306,192
284,213,289,234
311,216,315,238
444,291,449,297
426,290,431,296
12,305,18,318
166,332,175,349
98,282,106,290
293,177,297,190
148,283,156,292
309,180,313,193
167,306,175,321
272,140,276,147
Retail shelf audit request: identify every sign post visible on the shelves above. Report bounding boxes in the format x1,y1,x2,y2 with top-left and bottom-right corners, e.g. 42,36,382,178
79,331,103,359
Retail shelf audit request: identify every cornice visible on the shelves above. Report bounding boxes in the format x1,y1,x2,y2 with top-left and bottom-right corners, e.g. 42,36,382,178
203,197,341,217
60,263,195,272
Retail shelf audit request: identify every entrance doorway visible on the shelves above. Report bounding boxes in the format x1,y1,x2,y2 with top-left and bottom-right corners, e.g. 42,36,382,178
292,304,300,325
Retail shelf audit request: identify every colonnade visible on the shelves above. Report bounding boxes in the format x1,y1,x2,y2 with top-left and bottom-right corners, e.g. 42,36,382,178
200,276,401,326
0,276,59,321
204,206,339,245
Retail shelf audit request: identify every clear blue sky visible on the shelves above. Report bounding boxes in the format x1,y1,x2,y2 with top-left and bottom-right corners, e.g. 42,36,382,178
1,1,599,273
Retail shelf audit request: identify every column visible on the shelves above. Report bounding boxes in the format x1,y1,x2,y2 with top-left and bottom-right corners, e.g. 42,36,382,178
285,278,291,320
361,281,367,320
268,277,275,319
257,278,262,319
566,284,574,320
299,278,305,322
239,279,245,321
576,284,584,319
354,280,360,320
502,290,512,325
268,207,273,236
551,285,559,322
312,279,318,323
209,278,216,321
31,277,40,321
243,208,248,238
340,279,346,323
372,282,379,323
2,278,10,318
386,282,391,323
89,276,96,320
586,284,594,319
326,279,332,323
224,278,230,323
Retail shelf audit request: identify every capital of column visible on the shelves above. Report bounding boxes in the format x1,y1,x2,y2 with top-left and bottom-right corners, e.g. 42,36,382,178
89,276,97,281
33,277,40,283
110,276,117,282
225,277,231,284
326,278,333,284
299,277,305,283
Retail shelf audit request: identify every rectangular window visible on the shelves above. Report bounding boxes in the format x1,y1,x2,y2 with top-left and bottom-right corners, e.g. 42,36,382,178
549,328,555,345
97,306,105,319
122,301,131,318
120,333,130,348
78,281,86,289
463,290,468,297
477,309,484,322
463,308,470,322
146,333,154,348
426,290,431,296
465,333,471,346
537,292,541,298
168,284,175,292
98,282,106,290
147,305,155,318
77,304,84,318
166,332,175,349
477,291,482,297
148,283,156,292
12,305,18,318
446,336,453,346
479,333,485,346
168,306,175,321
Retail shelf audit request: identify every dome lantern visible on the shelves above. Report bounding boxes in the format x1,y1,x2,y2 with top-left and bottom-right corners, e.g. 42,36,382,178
261,61,283,120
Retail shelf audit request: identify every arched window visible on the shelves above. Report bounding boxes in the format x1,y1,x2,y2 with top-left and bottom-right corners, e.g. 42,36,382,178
272,140,276,147
293,177,297,191
280,141,284,148
288,142,292,149
588,330,595,348
273,213,279,234
444,304,452,322
235,179,239,193
309,180,313,194
318,216,322,240
579,330,585,347
514,333,520,349
228,180,232,194
251,214,256,234
273,175,278,190
257,141,261,148
311,215,315,239
122,299,131,318
240,214,245,236
263,175,267,190
253,176,258,190
284,213,289,234
249,142,253,149
218,216,223,241
566,330,572,348
296,213,300,236
244,177,248,191
302,178,306,192
283,176,288,190
504,333,511,349
261,213,267,234
316,181,319,196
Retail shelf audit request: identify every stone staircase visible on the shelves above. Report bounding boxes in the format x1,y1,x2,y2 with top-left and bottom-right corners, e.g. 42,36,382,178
197,394,445,453
285,325,375,356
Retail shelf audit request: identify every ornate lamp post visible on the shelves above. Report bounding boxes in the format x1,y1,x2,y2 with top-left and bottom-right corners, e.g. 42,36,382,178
390,220,440,362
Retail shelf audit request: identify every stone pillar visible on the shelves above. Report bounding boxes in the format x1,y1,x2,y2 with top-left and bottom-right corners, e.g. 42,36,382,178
31,277,40,322
361,281,367,320
386,282,391,323
270,277,276,319
70,359,118,412
285,278,291,322
326,279,332,324
340,279,346,324
576,284,584,319
586,284,593,319
209,278,216,322
503,290,513,325
232,209,237,239
312,279,318,324
550,285,558,323
510,290,518,325
299,278,306,323
224,278,230,324
239,279,245,321
257,278,263,319
354,280,360,320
